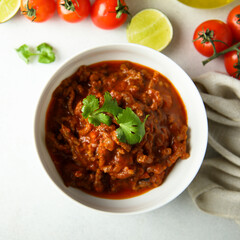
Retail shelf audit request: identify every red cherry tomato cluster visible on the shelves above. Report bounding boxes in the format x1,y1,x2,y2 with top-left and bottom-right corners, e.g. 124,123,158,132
193,5,240,80
20,0,129,29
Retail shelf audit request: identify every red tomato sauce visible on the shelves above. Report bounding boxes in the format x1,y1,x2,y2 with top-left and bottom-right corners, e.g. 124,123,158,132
45,61,189,199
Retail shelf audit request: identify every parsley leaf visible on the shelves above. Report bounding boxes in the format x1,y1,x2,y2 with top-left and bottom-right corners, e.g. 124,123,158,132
16,44,34,64
36,43,55,64
95,92,123,117
116,107,148,145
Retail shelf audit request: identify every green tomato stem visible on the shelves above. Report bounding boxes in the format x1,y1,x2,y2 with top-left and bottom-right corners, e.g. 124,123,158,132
115,0,130,19
21,0,37,21
202,41,240,66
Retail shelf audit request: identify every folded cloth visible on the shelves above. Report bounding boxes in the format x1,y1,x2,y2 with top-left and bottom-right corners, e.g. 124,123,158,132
188,72,240,225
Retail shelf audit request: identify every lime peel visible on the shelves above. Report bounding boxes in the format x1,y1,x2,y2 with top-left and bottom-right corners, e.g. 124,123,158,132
127,9,173,51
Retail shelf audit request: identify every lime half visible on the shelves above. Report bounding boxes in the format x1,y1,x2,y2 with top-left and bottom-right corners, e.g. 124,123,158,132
0,0,20,23
127,9,173,51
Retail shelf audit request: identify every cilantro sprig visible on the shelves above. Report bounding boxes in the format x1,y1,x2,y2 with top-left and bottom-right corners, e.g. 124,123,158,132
81,92,148,145
16,43,55,64
116,107,148,145
81,92,122,126
82,97,111,125
94,92,122,117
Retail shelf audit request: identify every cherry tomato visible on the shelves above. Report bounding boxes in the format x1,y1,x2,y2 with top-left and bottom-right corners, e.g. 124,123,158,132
193,20,233,57
57,0,91,23
91,0,129,30
224,48,240,79
21,0,56,22
227,5,240,42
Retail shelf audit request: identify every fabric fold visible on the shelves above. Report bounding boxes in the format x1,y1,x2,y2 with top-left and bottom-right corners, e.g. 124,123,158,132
188,72,240,225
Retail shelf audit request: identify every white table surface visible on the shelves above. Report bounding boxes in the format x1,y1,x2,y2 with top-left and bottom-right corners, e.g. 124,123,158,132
1,0,240,239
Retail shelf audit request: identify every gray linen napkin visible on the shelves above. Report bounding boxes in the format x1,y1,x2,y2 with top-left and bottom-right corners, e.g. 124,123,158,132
187,72,240,225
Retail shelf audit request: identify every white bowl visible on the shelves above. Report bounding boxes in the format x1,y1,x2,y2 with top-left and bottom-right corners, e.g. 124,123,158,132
34,43,208,214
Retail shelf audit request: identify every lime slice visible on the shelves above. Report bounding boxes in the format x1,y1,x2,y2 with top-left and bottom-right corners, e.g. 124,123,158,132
127,9,173,51
0,0,20,23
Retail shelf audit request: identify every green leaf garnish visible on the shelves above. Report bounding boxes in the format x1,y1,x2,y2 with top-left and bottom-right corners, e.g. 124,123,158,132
16,43,55,64
95,92,123,117
88,113,111,126
81,93,112,127
16,44,34,63
36,43,55,64
116,107,148,145
81,95,99,118
81,92,148,144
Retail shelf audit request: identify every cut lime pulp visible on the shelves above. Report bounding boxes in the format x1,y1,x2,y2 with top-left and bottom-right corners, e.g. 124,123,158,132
0,0,20,23
127,9,173,51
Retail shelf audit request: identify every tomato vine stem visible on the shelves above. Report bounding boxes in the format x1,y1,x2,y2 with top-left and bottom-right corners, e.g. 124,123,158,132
202,41,240,65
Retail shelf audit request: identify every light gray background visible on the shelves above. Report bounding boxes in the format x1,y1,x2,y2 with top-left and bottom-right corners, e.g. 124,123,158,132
1,0,240,239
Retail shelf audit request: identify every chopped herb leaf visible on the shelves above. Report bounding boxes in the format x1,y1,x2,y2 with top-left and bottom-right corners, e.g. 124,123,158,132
81,93,112,127
88,113,111,126
16,44,34,64
16,43,55,64
116,107,148,145
81,95,99,118
36,43,55,64
81,92,148,144
95,92,123,117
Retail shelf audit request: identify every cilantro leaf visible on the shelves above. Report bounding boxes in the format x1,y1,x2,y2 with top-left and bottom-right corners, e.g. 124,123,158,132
16,44,34,63
16,43,55,64
81,92,148,144
81,91,121,127
81,94,111,126
88,113,111,126
95,92,122,117
36,43,55,64
81,95,99,118
116,107,148,145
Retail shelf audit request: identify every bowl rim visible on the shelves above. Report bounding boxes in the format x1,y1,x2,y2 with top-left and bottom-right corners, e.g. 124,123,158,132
34,43,208,215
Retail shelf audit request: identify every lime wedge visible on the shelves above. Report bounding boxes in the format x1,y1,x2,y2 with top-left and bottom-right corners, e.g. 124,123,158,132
0,0,20,23
127,9,173,51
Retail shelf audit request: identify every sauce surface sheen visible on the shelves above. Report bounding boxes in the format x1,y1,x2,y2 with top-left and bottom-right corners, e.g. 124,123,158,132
45,61,189,199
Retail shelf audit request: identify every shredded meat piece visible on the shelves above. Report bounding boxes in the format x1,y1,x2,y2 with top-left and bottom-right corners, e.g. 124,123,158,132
111,166,135,179
137,152,154,164
45,61,189,198
101,132,115,151
94,169,104,193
